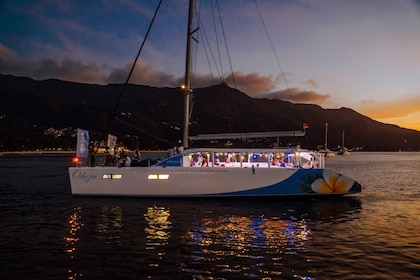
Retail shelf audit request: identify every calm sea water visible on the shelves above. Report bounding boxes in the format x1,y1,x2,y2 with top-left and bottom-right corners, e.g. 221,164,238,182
0,152,419,279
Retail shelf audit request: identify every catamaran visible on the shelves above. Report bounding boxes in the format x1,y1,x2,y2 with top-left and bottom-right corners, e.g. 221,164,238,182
68,0,361,197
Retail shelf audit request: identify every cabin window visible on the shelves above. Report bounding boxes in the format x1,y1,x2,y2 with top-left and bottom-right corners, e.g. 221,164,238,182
148,174,169,180
102,174,123,179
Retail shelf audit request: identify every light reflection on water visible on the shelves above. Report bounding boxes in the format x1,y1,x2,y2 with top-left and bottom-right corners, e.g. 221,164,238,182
61,197,362,279
97,206,123,246
65,207,83,279
144,206,172,246
144,206,172,271
181,213,311,278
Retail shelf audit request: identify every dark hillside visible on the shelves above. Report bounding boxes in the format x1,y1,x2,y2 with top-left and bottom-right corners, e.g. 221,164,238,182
0,74,419,151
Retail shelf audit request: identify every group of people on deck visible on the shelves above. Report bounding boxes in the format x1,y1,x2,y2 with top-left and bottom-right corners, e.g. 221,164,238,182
104,148,142,167
271,155,316,168
185,153,318,168
190,154,209,167
272,156,286,167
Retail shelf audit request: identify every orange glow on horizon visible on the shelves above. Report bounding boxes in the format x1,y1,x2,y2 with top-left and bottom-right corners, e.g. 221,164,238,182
356,98,420,131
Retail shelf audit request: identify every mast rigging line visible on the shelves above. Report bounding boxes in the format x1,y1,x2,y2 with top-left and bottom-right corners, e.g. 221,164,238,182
114,117,172,146
95,0,163,152
253,0,306,126
253,0,293,102
192,1,228,119
215,0,237,90
193,0,245,130
211,0,224,80
216,0,242,123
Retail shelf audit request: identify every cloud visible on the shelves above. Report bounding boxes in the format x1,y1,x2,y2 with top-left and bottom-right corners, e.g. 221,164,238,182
39,58,108,84
0,44,22,71
222,71,280,95
1,43,331,106
0,44,107,84
0,43,171,86
0,44,19,59
219,72,330,104
264,88,330,104
0,43,179,86
0,45,282,91
116,0,158,18
360,99,375,105
304,79,319,88
107,58,179,86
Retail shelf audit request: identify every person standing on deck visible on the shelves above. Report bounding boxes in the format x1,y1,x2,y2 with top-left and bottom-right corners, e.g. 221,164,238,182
89,146,96,166
131,149,141,166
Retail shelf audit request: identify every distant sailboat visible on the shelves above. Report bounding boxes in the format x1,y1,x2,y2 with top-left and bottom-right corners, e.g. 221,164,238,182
338,130,350,155
319,123,335,157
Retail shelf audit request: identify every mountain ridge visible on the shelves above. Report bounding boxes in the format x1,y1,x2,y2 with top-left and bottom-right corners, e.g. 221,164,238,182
0,74,419,151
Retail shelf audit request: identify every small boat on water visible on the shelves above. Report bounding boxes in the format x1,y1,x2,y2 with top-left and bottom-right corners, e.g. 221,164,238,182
320,148,335,157
68,0,361,197
337,148,350,156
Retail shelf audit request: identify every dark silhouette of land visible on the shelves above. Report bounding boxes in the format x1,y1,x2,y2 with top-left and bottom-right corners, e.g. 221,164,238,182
1,74,419,151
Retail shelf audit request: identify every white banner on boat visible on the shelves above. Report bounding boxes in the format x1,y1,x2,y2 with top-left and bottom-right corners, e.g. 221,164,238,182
76,128,89,158
107,134,117,155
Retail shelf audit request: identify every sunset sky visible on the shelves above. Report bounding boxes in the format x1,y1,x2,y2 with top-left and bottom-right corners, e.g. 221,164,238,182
1,0,420,131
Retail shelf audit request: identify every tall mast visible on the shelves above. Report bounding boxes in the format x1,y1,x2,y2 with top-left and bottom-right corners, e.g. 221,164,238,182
182,0,194,148
324,123,328,149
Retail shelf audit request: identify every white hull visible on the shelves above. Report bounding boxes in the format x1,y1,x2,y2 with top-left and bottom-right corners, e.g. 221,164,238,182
70,166,300,196
69,148,361,197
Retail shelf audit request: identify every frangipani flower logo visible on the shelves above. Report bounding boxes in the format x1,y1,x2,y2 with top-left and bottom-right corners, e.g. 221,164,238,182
311,170,354,194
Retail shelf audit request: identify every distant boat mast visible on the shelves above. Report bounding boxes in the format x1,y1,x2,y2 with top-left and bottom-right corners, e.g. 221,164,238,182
324,122,328,150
